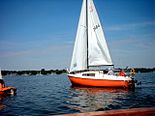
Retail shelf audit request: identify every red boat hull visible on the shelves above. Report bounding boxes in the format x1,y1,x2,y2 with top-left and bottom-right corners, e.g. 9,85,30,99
0,87,16,95
68,75,134,88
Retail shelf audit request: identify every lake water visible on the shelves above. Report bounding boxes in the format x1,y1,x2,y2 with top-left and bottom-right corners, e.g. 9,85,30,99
0,72,155,115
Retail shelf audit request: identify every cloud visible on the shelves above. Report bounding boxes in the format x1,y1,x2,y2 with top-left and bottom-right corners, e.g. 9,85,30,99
0,41,73,69
0,42,72,57
106,21,155,31
108,37,155,68
109,37,155,52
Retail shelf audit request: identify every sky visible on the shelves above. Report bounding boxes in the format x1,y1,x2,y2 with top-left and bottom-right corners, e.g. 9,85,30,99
0,0,155,70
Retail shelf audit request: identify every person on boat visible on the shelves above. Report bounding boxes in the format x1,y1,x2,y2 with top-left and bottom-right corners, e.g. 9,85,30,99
118,69,126,77
107,68,114,75
0,79,5,88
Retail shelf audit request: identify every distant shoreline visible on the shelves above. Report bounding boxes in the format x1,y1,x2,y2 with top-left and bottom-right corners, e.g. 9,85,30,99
1,68,155,76
2,69,67,76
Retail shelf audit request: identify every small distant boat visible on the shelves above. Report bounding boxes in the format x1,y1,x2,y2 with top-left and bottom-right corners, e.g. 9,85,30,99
0,68,16,96
68,0,135,88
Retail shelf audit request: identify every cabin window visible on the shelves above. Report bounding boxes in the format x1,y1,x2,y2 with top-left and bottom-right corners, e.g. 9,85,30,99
82,73,95,76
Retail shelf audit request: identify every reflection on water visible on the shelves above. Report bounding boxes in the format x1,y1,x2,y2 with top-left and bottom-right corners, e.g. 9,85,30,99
0,96,6,111
66,87,131,112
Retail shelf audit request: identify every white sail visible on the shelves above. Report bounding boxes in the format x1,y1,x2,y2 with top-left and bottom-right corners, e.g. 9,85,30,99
70,0,87,72
88,0,113,66
0,68,2,79
70,0,113,72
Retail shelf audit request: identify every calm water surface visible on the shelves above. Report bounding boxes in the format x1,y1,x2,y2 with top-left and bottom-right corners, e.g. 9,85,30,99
0,73,155,115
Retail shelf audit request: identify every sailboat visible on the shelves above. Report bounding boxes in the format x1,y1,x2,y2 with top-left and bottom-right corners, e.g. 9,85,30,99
0,68,2,80
68,0,135,88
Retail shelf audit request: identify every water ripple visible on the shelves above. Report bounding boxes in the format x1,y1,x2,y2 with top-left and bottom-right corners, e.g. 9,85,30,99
0,73,155,115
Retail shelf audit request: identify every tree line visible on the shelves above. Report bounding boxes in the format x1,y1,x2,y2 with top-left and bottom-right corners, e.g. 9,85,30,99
2,69,67,76
1,67,155,76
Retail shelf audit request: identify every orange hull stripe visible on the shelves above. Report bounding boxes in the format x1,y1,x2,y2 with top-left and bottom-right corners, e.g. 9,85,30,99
0,87,16,95
68,76,131,88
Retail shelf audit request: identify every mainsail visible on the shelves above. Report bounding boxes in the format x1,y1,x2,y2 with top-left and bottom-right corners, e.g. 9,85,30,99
70,0,87,72
70,0,113,72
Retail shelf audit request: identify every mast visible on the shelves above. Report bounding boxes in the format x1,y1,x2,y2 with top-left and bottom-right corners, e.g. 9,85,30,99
86,0,89,70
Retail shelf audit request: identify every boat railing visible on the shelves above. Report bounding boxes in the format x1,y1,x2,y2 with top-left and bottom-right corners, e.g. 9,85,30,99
69,68,135,77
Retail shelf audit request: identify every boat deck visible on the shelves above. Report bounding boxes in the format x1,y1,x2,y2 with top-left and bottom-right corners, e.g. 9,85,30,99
55,107,155,116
